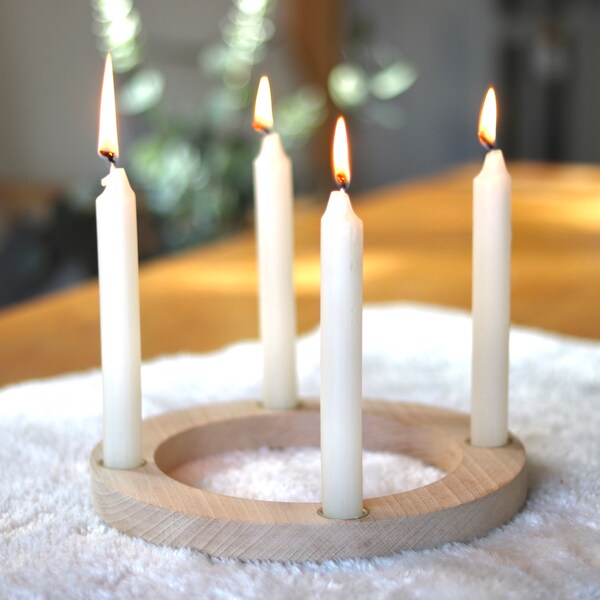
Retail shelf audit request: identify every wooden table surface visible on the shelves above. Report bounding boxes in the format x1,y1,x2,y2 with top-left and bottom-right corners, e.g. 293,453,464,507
1,162,599,388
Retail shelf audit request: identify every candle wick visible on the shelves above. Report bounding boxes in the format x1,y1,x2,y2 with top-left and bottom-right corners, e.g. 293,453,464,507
252,122,273,136
336,175,350,192
478,135,496,152
100,149,118,167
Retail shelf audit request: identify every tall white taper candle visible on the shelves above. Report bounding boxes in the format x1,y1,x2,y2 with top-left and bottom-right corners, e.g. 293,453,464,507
320,117,364,519
471,88,512,448
96,53,142,469
252,76,297,409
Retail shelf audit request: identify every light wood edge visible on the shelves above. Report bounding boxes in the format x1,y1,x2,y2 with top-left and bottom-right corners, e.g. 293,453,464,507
90,400,527,562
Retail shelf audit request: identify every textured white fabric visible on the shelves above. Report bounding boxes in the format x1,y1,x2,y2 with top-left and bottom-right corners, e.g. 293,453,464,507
0,304,599,599
170,446,445,502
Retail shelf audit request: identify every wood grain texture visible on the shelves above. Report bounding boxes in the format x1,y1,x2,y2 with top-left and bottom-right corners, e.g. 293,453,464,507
90,400,527,562
2,161,600,387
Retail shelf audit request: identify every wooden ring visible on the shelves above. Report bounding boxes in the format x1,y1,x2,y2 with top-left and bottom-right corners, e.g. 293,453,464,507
90,400,527,562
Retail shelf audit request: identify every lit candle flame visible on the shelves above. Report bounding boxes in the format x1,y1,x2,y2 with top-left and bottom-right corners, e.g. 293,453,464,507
253,75,273,133
332,116,351,189
478,87,497,150
98,53,119,162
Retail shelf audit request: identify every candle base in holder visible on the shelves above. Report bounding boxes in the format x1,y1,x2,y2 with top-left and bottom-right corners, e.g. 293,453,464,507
90,400,527,562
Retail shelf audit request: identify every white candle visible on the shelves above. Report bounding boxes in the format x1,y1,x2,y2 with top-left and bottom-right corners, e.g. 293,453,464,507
96,53,142,469
252,76,297,410
471,88,512,448
320,117,364,519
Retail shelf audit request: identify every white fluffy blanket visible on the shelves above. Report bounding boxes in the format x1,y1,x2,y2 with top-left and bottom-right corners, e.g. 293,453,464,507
1,304,599,599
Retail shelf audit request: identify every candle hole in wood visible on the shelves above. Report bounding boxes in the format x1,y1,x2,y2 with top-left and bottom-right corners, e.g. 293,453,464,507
465,435,512,448
98,458,147,469
318,507,371,520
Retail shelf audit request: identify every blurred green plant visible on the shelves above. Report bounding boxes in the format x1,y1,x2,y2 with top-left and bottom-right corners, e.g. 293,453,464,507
328,15,418,128
90,0,416,251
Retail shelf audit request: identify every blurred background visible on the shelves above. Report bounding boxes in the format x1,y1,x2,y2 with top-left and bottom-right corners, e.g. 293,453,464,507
1,0,599,308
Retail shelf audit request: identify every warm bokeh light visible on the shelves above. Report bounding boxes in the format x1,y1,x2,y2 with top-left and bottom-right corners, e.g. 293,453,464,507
332,116,351,189
478,87,497,150
252,75,273,132
98,53,119,160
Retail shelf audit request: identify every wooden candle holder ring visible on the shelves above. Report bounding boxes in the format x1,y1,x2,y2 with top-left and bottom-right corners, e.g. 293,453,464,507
90,399,527,562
